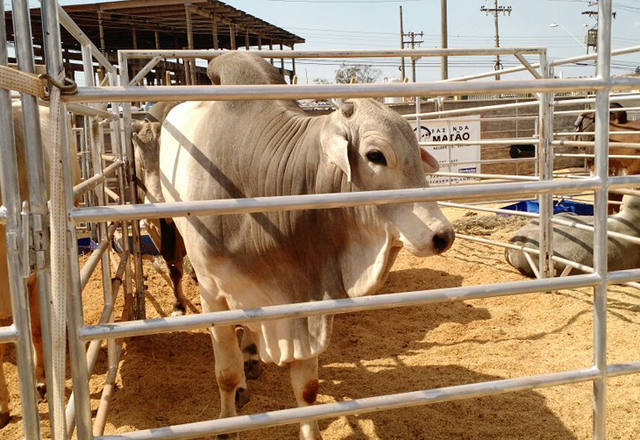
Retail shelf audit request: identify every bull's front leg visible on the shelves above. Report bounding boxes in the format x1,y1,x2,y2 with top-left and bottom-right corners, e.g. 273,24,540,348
0,343,10,428
290,356,321,440
200,283,247,439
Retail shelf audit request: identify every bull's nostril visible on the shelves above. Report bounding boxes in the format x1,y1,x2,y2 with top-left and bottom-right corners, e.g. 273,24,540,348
433,230,454,253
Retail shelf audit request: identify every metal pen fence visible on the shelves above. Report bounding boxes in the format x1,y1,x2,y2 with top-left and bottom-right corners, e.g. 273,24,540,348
1,0,640,439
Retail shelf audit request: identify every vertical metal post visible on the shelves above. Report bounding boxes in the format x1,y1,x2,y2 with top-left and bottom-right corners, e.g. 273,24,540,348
41,1,94,438
440,0,448,80
97,9,105,53
593,1,611,438
0,3,40,439
245,30,249,50
212,12,219,50
185,3,196,85
81,44,115,418
269,40,274,65
230,24,236,50
257,34,262,50
11,0,59,437
537,51,554,278
279,43,285,76
291,44,296,78
109,72,134,323
399,5,405,82
118,52,147,321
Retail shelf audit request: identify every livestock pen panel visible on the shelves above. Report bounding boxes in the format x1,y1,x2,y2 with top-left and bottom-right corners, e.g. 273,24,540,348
2,0,640,439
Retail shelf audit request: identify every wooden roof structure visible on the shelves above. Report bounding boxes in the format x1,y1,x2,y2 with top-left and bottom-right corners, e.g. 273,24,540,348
6,0,304,84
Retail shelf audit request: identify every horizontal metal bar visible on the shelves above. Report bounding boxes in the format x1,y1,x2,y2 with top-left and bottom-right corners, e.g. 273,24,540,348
70,178,600,223
556,131,640,136
556,153,640,159
434,171,537,181
96,367,599,440
0,205,6,225
607,268,640,284
420,138,538,147
444,44,640,82
79,273,600,341
64,78,609,104
608,174,640,188
553,140,640,149
554,106,640,117
607,361,640,377
0,324,17,344
79,224,117,289
403,93,640,120
72,160,123,199
120,47,545,61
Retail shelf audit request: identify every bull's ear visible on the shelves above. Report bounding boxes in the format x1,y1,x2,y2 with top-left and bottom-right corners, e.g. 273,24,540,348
321,131,352,182
612,110,628,124
420,148,439,173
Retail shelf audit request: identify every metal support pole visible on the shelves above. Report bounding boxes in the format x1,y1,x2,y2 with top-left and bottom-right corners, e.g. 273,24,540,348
98,10,105,53
537,52,554,278
230,24,236,50
185,3,196,85
399,5,405,82
82,49,115,420
245,30,249,50
211,12,219,50
440,0,448,80
280,43,285,76
117,52,147,321
593,0,612,438
0,3,40,438
12,0,59,437
41,0,95,437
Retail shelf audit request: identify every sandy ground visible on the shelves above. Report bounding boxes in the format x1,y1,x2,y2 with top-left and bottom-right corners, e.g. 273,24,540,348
3,207,640,439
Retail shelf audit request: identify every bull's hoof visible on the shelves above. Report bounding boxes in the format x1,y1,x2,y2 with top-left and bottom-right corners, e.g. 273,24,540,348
37,382,47,401
235,387,250,409
244,360,262,380
0,412,10,429
171,302,186,317
216,433,238,440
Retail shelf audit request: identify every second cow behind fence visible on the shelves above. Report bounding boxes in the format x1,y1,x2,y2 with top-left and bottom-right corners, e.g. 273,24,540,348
505,195,640,278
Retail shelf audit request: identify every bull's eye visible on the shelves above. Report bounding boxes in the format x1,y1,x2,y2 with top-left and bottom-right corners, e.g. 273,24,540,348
366,150,387,166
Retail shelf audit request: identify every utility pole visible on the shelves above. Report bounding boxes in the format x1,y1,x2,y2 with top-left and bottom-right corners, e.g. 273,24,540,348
480,0,512,80
403,30,424,82
399,6,406,82
441,0,448,80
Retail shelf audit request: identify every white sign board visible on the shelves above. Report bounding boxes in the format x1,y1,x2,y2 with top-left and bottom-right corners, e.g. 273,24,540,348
412,115,481,185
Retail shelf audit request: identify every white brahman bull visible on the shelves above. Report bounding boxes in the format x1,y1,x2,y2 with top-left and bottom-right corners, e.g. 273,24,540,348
159,52,454,439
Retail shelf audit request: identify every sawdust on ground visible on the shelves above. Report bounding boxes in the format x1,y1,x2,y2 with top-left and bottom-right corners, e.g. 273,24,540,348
3,207,640,440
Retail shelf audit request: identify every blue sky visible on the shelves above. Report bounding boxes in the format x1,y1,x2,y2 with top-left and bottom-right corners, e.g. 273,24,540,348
18,1,640,82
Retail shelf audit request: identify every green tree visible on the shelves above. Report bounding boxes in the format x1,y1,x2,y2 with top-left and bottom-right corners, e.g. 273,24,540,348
334,63,381,84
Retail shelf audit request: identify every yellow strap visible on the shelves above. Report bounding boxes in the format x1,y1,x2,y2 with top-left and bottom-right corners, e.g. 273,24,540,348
0,64,47,98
